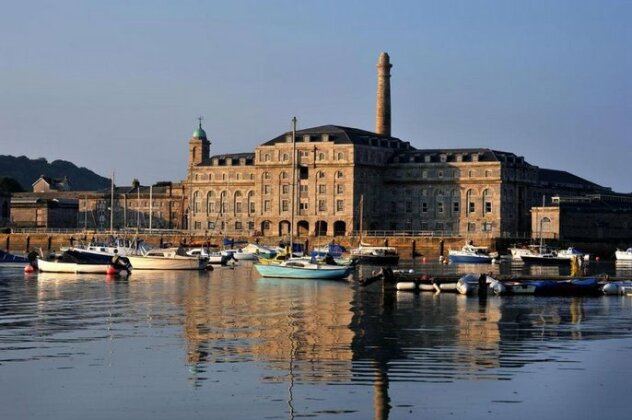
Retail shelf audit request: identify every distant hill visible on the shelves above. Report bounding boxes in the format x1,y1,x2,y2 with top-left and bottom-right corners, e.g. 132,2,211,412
0,155,110,191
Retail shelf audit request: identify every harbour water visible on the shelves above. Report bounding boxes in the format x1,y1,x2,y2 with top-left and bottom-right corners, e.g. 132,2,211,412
2,260,632,419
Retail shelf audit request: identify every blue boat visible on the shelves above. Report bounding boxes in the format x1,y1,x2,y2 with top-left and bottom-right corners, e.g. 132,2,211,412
254,260,353,280
0,249,29,265
448,244,494,264
526,278,601,296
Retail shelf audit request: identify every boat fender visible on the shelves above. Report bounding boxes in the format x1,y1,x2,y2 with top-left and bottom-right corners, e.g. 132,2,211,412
396,282,418,291
106,265,118,275
602,282,620,295
24,264,35,273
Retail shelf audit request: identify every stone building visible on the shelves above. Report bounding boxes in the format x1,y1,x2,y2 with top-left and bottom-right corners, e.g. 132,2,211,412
32,175,71,192
10,196,78,229
530,193,632,241
10,181,187,231
186,52,610,239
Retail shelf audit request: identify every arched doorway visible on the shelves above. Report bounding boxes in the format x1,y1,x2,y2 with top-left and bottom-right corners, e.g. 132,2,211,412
279,220,290,236
315,220,328,236
297,220,309,237
333,221,346,236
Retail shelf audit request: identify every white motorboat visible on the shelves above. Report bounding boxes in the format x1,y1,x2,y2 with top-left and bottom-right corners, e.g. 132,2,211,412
350,244,399,265
615,248,632,261
187,247,235,265
228,243,277,260
127,247,207,270
36,256,121,274
448,244,496,264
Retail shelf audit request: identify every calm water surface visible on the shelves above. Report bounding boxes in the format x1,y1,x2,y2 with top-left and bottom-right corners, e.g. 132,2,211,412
2,260,632,419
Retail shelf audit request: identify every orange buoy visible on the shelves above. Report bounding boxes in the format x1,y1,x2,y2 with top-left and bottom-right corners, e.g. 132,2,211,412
106,266,118,275
24,264,35,273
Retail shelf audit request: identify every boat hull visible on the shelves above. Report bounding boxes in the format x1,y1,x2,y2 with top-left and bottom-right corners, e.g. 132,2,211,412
521,255,570,265
127,255,206,270
254,264,353,279
354,255,400,265
448,255,493,264
37,258,117,274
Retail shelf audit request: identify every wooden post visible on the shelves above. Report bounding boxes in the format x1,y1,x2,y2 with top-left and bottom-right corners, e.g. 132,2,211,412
25,236,30,252
440,239,444,257
411,239,416,258
5,235,9,252
47,236,52,251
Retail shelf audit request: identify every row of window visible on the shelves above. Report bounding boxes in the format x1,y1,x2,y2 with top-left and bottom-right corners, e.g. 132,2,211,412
263,184,344,195
263,199,345,213
391,200,493,214
260,151,348,163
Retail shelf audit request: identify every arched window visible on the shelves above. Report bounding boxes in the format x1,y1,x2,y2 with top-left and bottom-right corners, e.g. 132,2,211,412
282,153,289,161
483,189,492,214
280,171,288,180
335,171,343,179
317,171,325,179
466,189,475,215
247,191,255,214
263,171,271,180
234,191,243,214
219,191,227,215
264,153,271,162
193,191,201,213
206,191,215,214
541,217,552,233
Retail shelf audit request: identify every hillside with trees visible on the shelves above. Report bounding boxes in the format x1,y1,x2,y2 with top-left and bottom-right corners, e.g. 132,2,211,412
0,155,110,191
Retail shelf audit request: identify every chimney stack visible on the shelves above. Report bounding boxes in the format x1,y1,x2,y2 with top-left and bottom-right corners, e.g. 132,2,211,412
375,52,392,136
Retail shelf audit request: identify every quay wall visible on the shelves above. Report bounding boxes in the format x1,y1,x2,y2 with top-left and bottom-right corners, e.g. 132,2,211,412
1,233,623,259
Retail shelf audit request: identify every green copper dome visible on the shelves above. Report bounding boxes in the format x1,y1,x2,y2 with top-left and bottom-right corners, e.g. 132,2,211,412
192,118,207,139
192,126,207,139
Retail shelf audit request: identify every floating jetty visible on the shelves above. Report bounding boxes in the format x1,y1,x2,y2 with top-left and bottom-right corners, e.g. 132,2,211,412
361,268,632,296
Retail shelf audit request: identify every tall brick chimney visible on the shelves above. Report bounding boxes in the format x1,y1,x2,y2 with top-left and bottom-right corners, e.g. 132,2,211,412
375,52,392,136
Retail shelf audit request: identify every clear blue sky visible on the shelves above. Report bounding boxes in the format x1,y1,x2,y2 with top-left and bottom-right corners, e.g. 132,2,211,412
1,0,630,192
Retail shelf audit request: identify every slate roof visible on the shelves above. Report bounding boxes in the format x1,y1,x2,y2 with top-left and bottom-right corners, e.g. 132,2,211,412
538,168,608,191
391,148,530,164
261,125,413,150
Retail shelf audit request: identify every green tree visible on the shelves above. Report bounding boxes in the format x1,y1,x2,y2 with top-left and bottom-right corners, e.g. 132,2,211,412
0,177,24,193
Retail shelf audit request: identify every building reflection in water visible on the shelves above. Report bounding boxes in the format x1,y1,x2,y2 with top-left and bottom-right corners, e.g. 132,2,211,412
114,265,632,419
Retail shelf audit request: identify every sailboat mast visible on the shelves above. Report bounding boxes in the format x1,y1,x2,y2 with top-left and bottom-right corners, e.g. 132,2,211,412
290,117,297,255
539,194,545,252
110,172,114,233
359,194,364,245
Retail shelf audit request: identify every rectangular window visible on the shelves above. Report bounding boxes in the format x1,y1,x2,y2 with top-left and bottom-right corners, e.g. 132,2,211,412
299,184,308,194
194,221,201,229
282,184,289,194
336,200,344,212
235,202,242,213
235,221,242,230
421,202,428,213
264,200,271,212
485,201,492,214
482,222,492,232
336,184,344,194
318,199,326,211
437,202,444,213
208,222,215,229
282,200,289,212
318,184,327,194
299,202,308,210
264,185,271,194
468,222,476,232
249,202,255,213
248,221,254,230
468,202,475,214
299,165,309,179
453,201,459,213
